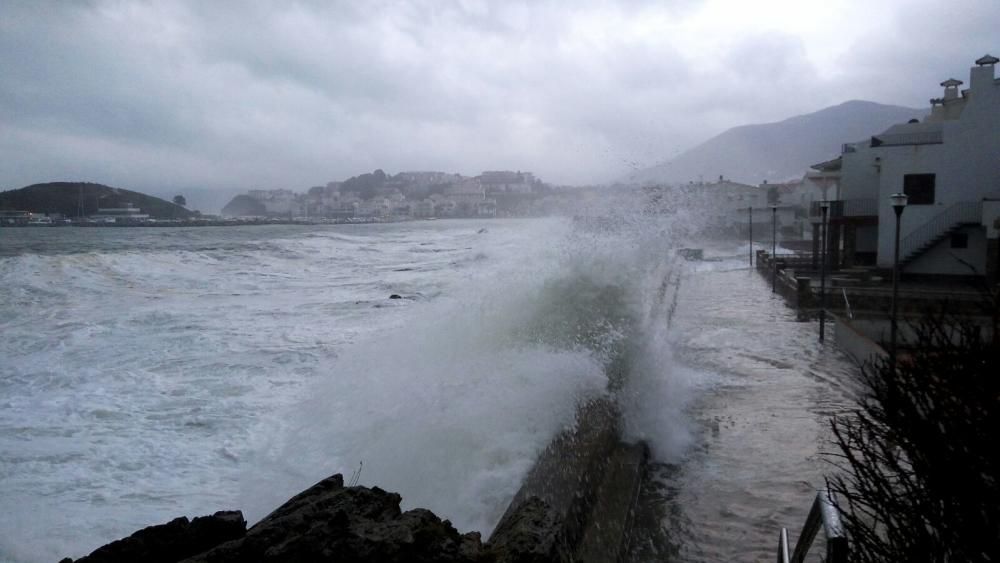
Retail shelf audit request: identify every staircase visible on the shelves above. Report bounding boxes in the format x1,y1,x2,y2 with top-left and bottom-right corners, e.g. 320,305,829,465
898,201,981,267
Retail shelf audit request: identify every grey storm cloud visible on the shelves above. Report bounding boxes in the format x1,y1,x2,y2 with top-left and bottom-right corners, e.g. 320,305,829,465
1,0,998,196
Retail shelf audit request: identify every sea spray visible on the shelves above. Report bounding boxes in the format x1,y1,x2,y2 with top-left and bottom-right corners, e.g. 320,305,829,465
0,209,703,561
243,205,700,536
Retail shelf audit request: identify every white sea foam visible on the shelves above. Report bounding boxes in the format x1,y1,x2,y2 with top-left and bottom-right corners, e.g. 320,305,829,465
0,216,697,561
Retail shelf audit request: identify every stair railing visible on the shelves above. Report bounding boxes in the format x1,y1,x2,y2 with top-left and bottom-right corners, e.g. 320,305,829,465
776,489,847,563
842,288,854,320
899,201,981,262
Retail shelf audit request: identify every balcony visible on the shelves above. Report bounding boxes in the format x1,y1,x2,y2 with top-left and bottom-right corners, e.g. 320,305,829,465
809,199,877,219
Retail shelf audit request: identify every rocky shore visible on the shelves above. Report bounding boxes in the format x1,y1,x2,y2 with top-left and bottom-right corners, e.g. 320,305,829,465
61,473,572,563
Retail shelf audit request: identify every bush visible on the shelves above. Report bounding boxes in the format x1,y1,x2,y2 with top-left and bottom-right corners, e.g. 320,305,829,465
827,305,1000,562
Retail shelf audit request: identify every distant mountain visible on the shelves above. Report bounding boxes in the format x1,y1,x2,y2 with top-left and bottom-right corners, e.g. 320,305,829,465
0,182,195,219
628,100,924,185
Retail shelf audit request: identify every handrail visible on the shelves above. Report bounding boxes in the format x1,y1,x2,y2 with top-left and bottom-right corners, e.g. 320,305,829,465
842,198,877,217
777,489,848,563
777,528,790,563
899,201,981,262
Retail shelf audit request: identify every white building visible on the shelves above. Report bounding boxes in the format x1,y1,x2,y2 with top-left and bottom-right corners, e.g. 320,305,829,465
480,171,535,194
690,177,767,234
91,204,149,223
816,54,1000,281
247,189,303,216
413,199,436,218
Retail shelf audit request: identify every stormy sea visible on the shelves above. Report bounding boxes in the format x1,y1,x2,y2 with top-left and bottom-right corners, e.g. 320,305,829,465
0,217,853,562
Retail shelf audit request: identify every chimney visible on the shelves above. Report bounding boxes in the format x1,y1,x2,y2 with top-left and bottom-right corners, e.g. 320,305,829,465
941,78,963,100
929,97,945,119
970,54,998,90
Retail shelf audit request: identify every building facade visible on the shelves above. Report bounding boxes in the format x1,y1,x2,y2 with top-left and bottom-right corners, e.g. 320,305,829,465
815,55,1000,281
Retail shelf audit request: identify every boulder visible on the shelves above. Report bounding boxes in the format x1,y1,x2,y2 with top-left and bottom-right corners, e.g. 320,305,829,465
181,474,484,562
66,511,246,563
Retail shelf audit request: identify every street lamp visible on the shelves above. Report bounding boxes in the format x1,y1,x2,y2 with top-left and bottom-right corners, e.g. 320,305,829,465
771,204,778,293
819,200,830,341
749,205,753,268
890,192,908,371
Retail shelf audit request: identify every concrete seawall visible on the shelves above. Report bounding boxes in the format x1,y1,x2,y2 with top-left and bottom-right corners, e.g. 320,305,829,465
489,263,684,562
488,398,648,562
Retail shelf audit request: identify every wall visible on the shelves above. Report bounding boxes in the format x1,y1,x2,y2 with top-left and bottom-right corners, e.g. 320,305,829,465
875,65,1000,269
875,142,949,266
906,225,988,276
856,225,878,252
839,144,882,201
833,315,887,366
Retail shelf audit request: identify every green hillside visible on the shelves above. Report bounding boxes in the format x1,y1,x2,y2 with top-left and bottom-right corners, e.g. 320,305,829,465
0,182,195,219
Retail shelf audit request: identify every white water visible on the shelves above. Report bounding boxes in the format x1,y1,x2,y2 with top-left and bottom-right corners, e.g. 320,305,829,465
0,217,691,562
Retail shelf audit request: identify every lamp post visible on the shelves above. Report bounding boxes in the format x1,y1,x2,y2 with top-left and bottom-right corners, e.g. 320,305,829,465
890,192,908,371
771,204,778,293
819,200,830,341
749,206,753,268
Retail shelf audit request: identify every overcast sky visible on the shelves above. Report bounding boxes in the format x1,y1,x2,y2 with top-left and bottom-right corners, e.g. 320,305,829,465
2,0,998,195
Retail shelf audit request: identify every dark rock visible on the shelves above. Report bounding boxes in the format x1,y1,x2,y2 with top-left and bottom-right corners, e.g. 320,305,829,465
182,474,484,562
69,511,246,563
485,496,570,563
389,294,402,299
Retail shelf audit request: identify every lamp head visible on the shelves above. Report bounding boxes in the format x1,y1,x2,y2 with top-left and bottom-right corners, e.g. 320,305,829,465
890,193,908,211
819,200,830,211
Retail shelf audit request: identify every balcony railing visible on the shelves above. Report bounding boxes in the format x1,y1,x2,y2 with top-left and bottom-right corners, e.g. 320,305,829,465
872,130,943,147
842,198,877,217
808,199,877,218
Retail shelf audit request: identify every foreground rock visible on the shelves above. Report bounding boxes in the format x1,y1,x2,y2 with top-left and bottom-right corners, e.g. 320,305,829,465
184,474,483,562
63,473,575,563
62,511,246,563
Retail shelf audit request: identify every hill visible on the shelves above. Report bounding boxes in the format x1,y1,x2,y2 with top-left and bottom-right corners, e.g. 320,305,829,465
627,100,924,185
0,182,195,219
221,195,267,217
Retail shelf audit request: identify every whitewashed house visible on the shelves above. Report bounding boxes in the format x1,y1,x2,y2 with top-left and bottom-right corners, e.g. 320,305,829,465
814,54,1000,281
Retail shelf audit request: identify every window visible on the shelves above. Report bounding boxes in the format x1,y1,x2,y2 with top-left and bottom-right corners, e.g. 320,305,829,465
950,232,968,249
903,173,935,205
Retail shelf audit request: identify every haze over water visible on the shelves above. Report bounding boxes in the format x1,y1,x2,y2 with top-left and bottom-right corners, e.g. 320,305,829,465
0,217,856,562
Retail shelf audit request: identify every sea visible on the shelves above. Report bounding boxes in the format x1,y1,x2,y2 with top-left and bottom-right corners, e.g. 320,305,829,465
0,216,855,562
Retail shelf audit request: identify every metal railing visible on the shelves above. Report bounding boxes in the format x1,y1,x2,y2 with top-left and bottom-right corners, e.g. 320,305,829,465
899,201,981,262
809,200,842,218
777,490,848,563
842,198,877,217
842,288,854,319
809,199,877,218
873,130,943,146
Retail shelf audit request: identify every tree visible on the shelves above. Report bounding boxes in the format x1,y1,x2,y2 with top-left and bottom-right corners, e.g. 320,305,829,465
827,303,1000,562
173,195,186,207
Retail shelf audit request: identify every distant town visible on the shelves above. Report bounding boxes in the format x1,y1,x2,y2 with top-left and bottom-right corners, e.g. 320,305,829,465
0,170,590,227
221,169,559,221
2,53,999,295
